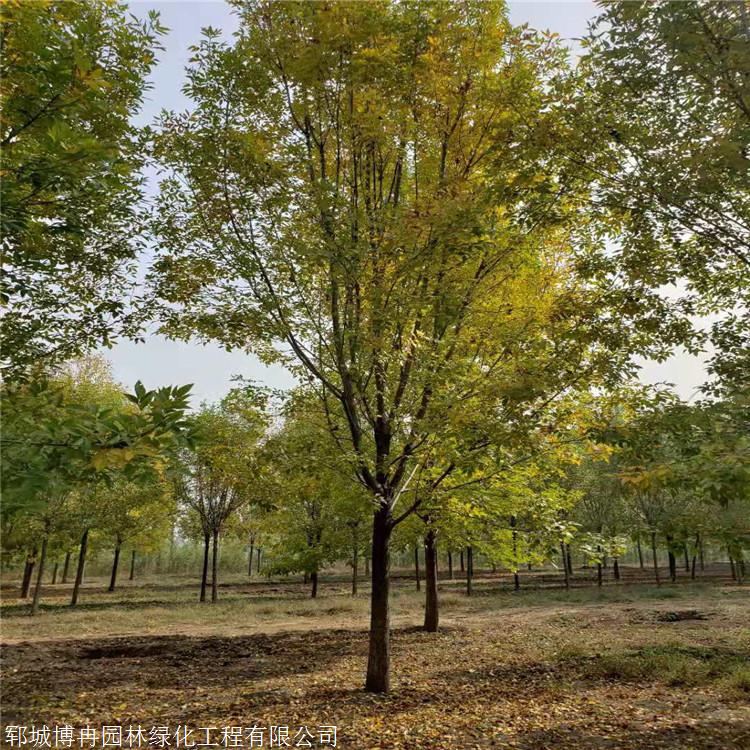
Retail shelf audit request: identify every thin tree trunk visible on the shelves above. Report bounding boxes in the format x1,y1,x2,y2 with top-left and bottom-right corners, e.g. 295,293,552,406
108,541,121,592
637,538,644,569
352,544,358,596
51,560,59,585
466,546,473,596
256,547,261,574
248,537,255,577
365,505,392,694
414,544,421,591
651,531,661,587
365,554,370,577
310,570,318,598
423,529,438,632
699,535,705,572
62,551,71,584
597,545,603,587
200,532,210,602
561,542,570,589
211,528,219,603
566,543,573,576
20,547,37,598
71,529,88,606
729,554,736,581
683,544,690,572
667,535,677,582
30,537,48,616
613,558,620,581
691,534,699,580
129,549,136,581
447,550,453,580
460,549,465,573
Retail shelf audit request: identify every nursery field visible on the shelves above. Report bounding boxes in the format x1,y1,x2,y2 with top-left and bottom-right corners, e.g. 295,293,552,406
2,572,749,750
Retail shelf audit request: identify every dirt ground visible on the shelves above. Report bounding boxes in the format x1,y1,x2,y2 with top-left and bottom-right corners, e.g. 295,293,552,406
1,572,749,749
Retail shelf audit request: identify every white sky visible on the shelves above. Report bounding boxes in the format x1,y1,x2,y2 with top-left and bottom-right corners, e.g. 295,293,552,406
107,1,711,405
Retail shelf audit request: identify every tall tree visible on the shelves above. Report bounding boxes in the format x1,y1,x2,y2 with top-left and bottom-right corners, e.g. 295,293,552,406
150,1,678,692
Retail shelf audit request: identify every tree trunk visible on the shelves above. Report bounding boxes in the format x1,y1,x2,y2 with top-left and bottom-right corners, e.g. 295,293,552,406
108,541,121,592
698,535,705,572
71,529,88,607
20,547,37,598
51,560,59,585
691,546,697,580
256,547,262,574
31,537,48,616
447,550,453,580
129,549,136,581
365,505,392,694
248,537,255,577
561,542,570,589
651,531,661,587
351,538,359,596
729,554,736,581
310,570,318,598
666,535,677,582
613,558,620,581
414,544,421,591
511,516,520,591
596,545,603,587
200,532,210,602
423,529,439,632
566,543,573,576
637,538,644,569
365,554,370,577
466,546,473,596
460,549,465,573
211,528,219,603
62,551,71,584
683,544,690,572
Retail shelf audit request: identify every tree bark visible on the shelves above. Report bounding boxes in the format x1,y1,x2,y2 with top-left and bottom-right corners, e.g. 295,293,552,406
637,538,644,569
596,545,603,587
466,545,473,596
129,549,136,581
651,531,661,587
200,532,210,602
699,535,705,571
414,544,421,591
30,537,48,616
108,540,121,592
460,549,465,573
365,505,392,694
683,543,690,572
310,570,318,599
71,529,88,606
256,547,262,574
211,528,219,603
365,554,370,577
62,551,71,584
447,550,453,580
51,560,59,585
423,529,439,632
566,543,573,576
613,558,620,581
20,547,37,598
561,542,570,589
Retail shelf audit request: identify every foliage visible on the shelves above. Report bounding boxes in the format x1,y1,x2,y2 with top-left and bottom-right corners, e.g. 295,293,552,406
0,0,167,376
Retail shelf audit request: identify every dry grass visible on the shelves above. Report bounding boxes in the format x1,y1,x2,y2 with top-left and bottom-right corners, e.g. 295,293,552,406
2,574,749,749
